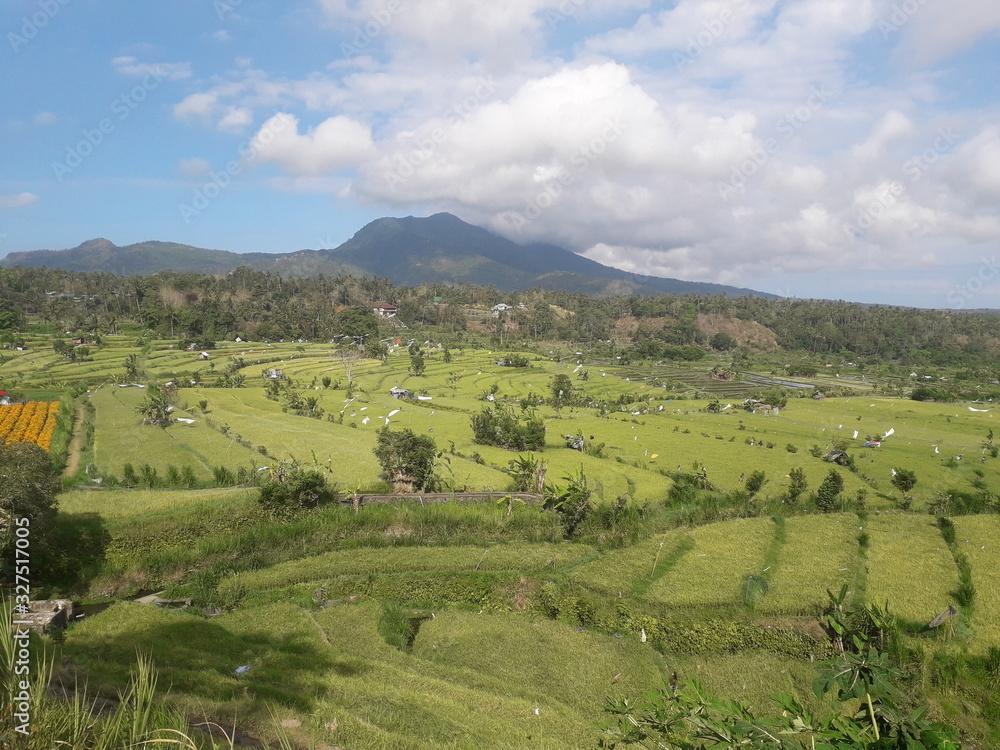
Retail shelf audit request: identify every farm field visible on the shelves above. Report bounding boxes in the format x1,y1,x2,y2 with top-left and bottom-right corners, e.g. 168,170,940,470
952,515,1000,652
756,513,859,615
6,338,991,507
645,517,775,608
864,513,958,626
8,334,1000,748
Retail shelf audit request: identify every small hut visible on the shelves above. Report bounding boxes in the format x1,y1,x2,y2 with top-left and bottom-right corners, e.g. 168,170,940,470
389,386,413,399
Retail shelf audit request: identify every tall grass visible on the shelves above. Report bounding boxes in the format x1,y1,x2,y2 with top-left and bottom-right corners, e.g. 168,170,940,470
0,599,232,749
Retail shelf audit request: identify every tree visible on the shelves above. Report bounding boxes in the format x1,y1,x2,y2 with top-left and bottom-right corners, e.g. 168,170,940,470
335,306,378,340
257,468,336,518
816,468,844,512
550,373,574,417
710,331,736,351
374,427,437,493
337,343,363,388
890,468,917,507
0,442,60,585
787,466,808,504
409,350,426,376
544,468,593,538
745,470,767,499
135,387,174,427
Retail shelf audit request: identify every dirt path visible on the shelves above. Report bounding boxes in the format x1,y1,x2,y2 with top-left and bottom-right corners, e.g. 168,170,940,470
62,403,85,479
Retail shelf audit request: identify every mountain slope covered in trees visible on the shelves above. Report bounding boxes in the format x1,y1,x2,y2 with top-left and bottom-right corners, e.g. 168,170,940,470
0,213,771,299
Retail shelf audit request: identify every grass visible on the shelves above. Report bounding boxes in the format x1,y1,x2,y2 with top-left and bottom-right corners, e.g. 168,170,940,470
756,513,859,615
567,530,691,596
217,542,594,597
62,600,666,749
58,486,256,519
865,513,958,626
17,339,998,507
645,517,776,608
952,515,1000,652
663,653,833,718
90,387,260,481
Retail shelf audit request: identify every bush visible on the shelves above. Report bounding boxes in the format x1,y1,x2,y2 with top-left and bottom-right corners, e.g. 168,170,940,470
257,468,337,517
471,403,545,451
374,427,437,492
816,469,844,512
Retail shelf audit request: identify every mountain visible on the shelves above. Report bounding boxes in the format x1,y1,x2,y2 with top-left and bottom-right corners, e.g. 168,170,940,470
1,213,773,298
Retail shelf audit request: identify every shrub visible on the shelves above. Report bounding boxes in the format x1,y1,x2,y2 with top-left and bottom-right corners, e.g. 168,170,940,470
471,403,545,451
374,427,437,492
257,468,336,517
785,443,798,453
816,469,844,512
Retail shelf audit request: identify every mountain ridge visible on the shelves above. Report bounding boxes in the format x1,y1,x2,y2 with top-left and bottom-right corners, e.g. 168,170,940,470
1,213,774,298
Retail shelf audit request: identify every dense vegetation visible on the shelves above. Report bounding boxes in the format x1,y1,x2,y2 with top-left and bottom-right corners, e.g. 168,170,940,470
4,265,1000,748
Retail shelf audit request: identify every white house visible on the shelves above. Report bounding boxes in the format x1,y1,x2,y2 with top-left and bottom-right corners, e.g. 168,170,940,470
373,303,398,318
491,303,512,315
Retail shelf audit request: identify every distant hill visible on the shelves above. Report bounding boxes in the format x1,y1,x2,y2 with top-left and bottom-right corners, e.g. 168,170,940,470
1,213,773,298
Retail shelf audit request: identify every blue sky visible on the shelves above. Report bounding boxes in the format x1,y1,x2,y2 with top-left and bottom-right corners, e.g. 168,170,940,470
1,0,999,307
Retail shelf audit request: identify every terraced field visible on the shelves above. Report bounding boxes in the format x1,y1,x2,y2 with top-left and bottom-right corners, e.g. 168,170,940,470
865,513,958,625
952,515,1000,652
645,517,776,608
757,513,859,615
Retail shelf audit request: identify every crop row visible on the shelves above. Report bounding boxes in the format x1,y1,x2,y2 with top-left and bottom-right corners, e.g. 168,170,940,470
0,401,59,450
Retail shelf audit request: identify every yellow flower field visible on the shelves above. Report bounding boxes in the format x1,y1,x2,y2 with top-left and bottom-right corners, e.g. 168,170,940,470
0,400,59,450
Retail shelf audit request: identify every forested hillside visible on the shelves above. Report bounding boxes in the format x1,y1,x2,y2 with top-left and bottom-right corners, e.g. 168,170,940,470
2,265,998,368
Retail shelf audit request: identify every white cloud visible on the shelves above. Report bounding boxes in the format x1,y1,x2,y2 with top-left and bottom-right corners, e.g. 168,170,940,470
218,106,254,133
888,0,1000,66
212,30,232,42
112,56,192,81
33,111,57,126
0,193,39,210
158,1,999,293
178,158,212,176
249,113,375,174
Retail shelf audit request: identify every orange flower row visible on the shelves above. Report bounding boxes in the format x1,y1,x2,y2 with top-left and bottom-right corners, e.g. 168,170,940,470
0,401,59,451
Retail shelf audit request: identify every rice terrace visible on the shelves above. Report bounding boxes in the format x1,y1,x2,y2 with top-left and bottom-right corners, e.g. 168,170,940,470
3,266,1000,749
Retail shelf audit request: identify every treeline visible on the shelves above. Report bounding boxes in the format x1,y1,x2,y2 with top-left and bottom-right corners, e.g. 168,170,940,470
3,264,1000,367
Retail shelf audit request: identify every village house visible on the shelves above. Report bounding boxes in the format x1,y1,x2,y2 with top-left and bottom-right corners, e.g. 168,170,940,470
373,302,398,319
491,303,512,315
389,386,413,399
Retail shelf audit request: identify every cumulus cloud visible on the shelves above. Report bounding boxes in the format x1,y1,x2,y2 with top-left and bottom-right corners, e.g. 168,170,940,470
248,113,375,174
0,193,39,210
887,0,1000,66
162,0,1000,291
